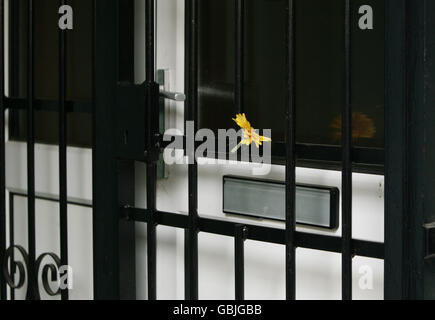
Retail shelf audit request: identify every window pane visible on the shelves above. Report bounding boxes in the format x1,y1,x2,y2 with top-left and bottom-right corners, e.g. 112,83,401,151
244,0,287,142
294,0,344,146
198,0,235,132
352,0,384,149
8,0,93,100
8,0,95,147
199,0,385,150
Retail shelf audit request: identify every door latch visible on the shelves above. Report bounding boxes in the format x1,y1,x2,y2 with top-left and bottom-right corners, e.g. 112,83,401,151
160,90,185,102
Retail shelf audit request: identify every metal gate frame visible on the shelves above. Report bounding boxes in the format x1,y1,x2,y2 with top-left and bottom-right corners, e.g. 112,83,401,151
384,0,435,299
94,0,384,301
1,0,435,300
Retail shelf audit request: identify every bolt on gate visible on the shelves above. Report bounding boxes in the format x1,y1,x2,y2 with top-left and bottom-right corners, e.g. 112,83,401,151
0,0,435,300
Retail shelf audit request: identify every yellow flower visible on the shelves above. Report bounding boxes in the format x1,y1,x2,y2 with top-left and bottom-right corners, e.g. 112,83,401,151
231,113,272,153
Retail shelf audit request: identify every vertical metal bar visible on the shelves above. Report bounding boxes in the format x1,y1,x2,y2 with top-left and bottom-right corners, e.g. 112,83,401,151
342,0,352,301
235,0,244,114
93,0,120,299
117,161,137,300
118,0,135,83
145,0,155,83
146,162,157,300
58,0,69,301
145,0,158,301
403,0,426,299
8,194,14,300
285,0,296,301
0,0,6,301
385,0,435,300
185,0,199,300
26,0,36,301
9,0,18,98
384,0,407,300
234,225,246,300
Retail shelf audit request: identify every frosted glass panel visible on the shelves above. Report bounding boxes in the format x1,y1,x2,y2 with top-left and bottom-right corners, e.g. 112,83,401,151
223,176,338,229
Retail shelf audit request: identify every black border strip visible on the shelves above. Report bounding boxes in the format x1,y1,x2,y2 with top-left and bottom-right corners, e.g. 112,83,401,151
0,0,6,300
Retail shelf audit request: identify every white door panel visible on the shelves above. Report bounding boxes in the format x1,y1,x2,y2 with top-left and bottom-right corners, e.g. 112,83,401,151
5,141,93,300
6,142,92,201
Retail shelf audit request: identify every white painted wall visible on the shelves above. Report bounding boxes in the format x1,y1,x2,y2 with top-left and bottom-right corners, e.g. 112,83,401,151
4,0,384,300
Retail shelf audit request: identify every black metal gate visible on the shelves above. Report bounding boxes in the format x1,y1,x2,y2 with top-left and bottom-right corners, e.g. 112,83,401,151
0,0,435,300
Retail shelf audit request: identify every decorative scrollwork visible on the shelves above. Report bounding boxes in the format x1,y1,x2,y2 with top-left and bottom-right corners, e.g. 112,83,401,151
2,246,63,299
35,253,62,297
2,245,29,290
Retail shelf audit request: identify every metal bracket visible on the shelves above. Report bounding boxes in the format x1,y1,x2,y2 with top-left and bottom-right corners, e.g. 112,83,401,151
424,222,435,260
114,70,184,170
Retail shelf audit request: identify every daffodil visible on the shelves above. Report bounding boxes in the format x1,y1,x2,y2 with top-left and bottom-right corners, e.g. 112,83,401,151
231,113,272,153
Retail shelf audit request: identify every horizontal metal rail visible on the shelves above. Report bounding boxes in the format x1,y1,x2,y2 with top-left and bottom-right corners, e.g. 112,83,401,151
8,189,92,208
123,207,384,260
4,97,92,113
